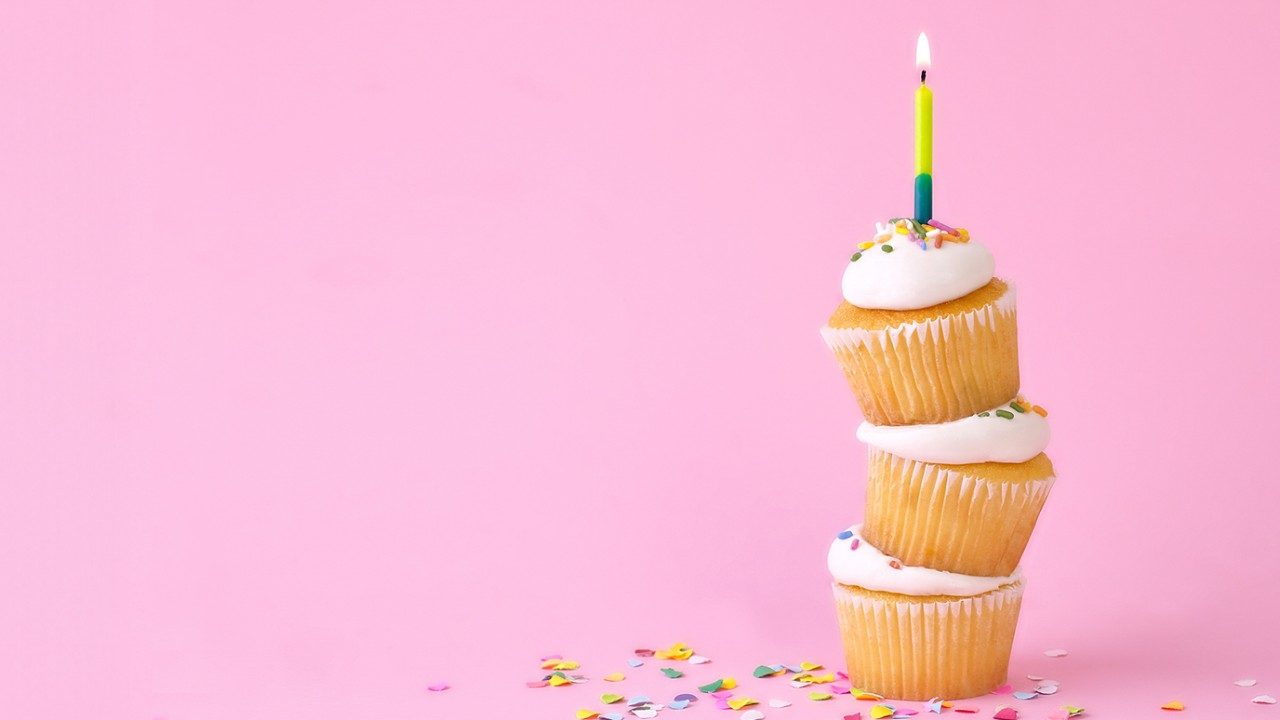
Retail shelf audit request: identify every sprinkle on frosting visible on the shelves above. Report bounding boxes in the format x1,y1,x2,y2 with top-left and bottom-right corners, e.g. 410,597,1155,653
856,396,1051,465
827,524,1021,596
842,219,994,310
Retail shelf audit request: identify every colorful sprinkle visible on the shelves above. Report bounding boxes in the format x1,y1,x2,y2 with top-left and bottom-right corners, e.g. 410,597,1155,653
627,658,643,667
1009,401,1027,413
851,252,862,262
1032,405,1048,417
837,529,854,540
850,538,860,550
881,244,894,253
888,559,902,569
978,412,990,417
995,410,1015,420
927,219,956,233
859,241,875,250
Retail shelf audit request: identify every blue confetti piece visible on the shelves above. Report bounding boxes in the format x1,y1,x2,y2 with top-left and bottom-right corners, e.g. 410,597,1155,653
669,700,690,710
1013,691,1039,700
627,658,643,667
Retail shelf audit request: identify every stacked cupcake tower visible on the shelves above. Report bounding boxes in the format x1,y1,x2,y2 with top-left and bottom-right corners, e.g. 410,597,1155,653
820,218,1055,700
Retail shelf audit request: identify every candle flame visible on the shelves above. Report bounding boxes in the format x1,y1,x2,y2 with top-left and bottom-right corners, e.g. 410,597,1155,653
916,32,931,70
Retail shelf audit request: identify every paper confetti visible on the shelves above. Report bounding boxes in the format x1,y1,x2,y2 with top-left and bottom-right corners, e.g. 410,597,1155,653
656,643,694,661
741,712,766,720
698,679,724,693
1254,695,1278,705
673,693,697,703
1160,700,1185,711
800,661,823,671
728,698,759,710
634,710,657,719
669,700,690,711
844,715,863,720
634,648,655,657
427,682,449,692
576,711,598,720
603,672,625,682
1061,706,1085,717
768,699,790,708
992,708,1018,720
870,705,896,719
1012,691,1038,700
1236,678,1259,687
689,655,711,665
953,708,978,714
661,667,684,679
1036,683,1060,695
601,714,624,720
526,680,548,688
992,684,1012,695
549,673,573,687
853,690,885,701
601,693,623,704
808,692,832,701
628,659,644,668
1043,648,1069,658
926,699,943,714
753,665,781,678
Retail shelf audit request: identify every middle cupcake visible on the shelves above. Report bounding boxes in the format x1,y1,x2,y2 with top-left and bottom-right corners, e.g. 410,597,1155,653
859,397,1056,577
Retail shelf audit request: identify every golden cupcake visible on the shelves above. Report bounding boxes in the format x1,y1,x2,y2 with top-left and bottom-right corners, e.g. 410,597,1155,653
821,220,1018,426
857,397,1055,576
828,524,1024,700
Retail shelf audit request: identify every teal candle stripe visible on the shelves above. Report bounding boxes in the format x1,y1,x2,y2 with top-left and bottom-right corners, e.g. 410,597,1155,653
914,173,932,224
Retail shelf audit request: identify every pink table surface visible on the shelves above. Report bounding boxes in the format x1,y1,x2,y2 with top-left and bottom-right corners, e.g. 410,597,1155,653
1,1,1277,718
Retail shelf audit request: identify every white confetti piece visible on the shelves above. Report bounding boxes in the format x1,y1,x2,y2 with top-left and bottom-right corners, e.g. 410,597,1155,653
1253,695,1277,705
1236,678,1258,687
741,711,766,720
689,655,711,665
768,698,791,708
1043,648,1068,658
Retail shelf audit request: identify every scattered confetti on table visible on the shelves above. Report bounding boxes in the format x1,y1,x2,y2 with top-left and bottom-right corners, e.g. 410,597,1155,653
1043,648,1069,658
1235,678,1258,687
1254,694,1278,704
1161,700,1185,710
426,682,449,692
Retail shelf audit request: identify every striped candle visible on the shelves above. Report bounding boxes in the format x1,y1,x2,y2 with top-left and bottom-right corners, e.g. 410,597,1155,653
914,33,933,224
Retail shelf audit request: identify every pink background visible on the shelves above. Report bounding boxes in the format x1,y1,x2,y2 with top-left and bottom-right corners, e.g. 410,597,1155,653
2,1,1278,718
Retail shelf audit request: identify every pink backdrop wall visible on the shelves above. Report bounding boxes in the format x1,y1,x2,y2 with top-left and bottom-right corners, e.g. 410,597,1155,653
2,1,1277,718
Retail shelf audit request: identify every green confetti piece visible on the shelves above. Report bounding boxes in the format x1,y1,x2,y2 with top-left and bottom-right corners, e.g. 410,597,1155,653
753,665,776,678
661,667,683,679
881,244,894,253
1009,401,1027,413
995,410,1015,420
851,252,862,262
698,679,724,693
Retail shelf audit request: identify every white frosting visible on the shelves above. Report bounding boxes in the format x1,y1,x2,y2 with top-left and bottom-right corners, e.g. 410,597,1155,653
821,283,1016,350
857,399,1049,464
841,234,995,310
827,524,1020,597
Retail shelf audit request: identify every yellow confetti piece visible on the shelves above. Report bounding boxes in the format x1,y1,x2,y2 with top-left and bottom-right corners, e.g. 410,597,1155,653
1161,701,1185,711
602,672,624,682
655,642,693,661
548,674,572,686
854,690,884,701
541,659,580,670
721,677,738,690
576,710,598,720
601,693,623,704
728,698,759,710
810,673,834,683
800,661,823,671
871,705,896,719
809,692,832,701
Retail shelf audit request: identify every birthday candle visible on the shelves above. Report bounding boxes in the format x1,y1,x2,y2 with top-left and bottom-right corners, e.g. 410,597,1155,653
914,32,933,223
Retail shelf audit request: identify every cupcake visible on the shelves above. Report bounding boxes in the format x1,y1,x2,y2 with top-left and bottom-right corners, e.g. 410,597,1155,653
858,397,1055,577
820,221,1019,426
828,524,1023,700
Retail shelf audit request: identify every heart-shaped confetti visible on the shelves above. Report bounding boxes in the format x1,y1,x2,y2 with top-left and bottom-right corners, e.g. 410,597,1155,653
993,708,1019,720
673,693,697,703
602,693,623,704
741,712,766,720
1253,695,1278,705
809,692,832,701
728,698,759,710
1236,678,1258,687
668,700,690,711
753,665,778,678
576,711,598,720
869,706,895,719
1043,648,1069,658
926,699,943,714
427,682,449,692
768,699,790,708
1012,691,1038,700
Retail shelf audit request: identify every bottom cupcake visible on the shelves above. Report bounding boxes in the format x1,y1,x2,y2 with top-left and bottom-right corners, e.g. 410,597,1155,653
828,525,1024,700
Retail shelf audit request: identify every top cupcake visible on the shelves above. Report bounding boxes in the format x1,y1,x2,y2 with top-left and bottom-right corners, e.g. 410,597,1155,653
842,219,994,311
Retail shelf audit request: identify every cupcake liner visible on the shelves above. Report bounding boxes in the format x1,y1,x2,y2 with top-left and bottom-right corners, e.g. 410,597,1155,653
833,579,1024,700
821,286,1018,425
862,449,1055,577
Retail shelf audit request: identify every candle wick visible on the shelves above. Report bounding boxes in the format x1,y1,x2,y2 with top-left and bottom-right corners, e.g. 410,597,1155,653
920,69,927,84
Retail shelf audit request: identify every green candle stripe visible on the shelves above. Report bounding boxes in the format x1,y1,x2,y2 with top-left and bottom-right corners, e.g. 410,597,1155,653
914,173,932,224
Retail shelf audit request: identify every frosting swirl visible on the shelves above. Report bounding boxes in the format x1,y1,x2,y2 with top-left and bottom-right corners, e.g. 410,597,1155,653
841,222,994,310
856,398,1050,464
827,524,1020,596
